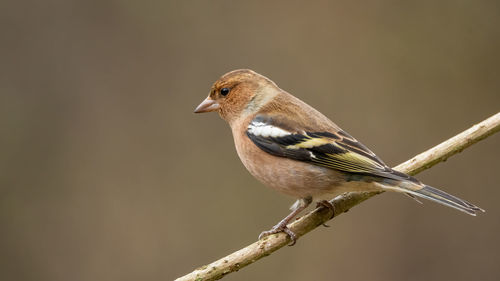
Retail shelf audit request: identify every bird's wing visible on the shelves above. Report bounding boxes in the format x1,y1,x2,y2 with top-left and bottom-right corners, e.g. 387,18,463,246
246,114,412,182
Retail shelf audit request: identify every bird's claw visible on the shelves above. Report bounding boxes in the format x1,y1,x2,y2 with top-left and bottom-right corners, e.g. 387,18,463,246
259,225,298,246
316,200,336,219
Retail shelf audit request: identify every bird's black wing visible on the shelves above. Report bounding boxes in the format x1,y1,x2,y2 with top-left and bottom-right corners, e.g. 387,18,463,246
246,114,414,182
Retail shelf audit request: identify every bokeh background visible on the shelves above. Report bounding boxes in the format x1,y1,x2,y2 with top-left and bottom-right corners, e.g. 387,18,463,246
1,1,499,280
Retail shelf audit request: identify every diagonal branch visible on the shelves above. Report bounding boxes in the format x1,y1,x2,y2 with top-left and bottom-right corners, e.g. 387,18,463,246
176,112,500,281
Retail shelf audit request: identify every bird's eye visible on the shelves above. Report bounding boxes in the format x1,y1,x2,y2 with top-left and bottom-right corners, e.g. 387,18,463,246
220,88,230,96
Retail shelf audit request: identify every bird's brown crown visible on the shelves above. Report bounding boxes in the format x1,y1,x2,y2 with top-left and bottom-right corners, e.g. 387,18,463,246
208,69,279,124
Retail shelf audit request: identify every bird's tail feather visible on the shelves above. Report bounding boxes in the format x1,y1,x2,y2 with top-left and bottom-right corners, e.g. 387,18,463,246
381,181,484,216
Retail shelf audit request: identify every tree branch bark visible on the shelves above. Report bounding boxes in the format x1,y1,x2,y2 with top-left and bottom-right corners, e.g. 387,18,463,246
176,112,500,281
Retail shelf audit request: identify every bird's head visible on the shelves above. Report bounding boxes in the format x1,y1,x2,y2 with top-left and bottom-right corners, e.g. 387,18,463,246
194,69,279,124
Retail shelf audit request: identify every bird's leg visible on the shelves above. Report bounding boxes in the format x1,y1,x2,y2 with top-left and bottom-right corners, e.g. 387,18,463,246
258,197,312,246
316,200,336,227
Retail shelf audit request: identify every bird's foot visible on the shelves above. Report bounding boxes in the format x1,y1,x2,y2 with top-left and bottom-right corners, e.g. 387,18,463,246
259,223,298,246
258,196,312,246
316,200,335,219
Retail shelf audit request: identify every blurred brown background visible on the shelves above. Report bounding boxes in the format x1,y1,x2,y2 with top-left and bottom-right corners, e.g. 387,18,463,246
1,1,499,280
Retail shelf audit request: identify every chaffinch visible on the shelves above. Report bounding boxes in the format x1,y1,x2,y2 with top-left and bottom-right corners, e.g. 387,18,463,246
194,69,483,244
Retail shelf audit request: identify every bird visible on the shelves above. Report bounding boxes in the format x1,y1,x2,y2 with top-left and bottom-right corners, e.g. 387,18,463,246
194,69,484,245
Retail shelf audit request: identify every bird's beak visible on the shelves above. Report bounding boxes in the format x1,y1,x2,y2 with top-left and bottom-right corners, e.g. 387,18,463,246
194,97,220,113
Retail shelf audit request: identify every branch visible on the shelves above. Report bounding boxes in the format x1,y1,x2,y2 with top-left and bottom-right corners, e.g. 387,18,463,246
176,112,500,281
